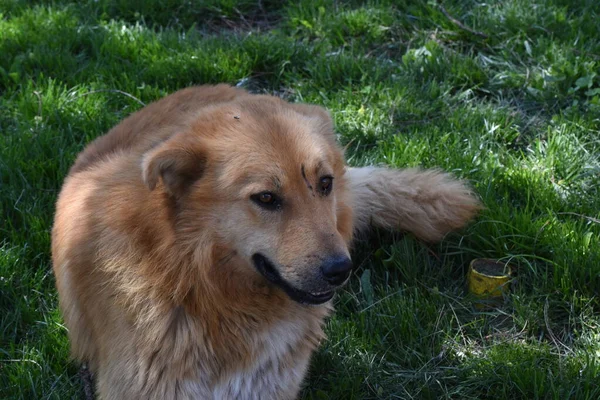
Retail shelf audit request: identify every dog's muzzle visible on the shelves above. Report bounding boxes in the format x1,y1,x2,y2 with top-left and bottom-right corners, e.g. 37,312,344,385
252,253,342,305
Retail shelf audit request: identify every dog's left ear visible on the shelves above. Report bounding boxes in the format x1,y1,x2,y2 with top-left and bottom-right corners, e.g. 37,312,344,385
141,134,207,198
292,103,336,140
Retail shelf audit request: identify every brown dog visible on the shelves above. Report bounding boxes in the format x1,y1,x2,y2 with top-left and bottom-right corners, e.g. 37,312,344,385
52,84,479,399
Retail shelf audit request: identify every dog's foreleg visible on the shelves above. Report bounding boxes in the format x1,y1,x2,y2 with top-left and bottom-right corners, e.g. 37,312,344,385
79,364,95,400
346,167,481,242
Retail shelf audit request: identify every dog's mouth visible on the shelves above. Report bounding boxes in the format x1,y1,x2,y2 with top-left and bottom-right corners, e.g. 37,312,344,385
252,253,335,305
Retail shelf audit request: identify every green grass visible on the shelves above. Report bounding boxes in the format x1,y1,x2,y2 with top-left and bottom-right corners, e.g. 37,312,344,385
1,0,600,398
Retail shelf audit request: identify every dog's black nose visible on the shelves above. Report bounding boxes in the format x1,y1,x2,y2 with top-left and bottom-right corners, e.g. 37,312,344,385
320,256,353,286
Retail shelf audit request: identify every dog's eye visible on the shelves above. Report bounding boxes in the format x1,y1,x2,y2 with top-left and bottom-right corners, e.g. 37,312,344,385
258,192,273,203
319,176,333,196
251,192,282,211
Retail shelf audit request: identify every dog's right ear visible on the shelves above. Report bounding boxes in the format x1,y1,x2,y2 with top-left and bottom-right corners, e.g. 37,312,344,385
142,135,207,198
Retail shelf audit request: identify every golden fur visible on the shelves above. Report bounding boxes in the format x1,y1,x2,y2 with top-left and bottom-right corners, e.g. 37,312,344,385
52,84,480,399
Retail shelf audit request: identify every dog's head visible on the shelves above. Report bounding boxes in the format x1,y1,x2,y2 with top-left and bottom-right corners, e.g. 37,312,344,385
142,95,354,305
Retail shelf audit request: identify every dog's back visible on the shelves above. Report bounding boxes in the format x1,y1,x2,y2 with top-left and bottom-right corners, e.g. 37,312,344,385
70,84,247,174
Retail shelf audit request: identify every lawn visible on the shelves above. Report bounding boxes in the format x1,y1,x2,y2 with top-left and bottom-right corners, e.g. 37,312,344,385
1,0,600,398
